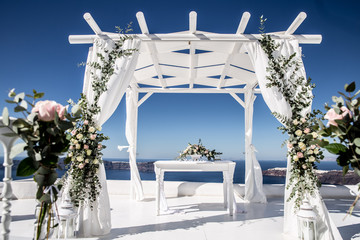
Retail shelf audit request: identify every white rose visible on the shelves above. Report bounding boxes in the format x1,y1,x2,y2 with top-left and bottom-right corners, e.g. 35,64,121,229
307,150,313,155
293,119,299,125
96,126,102,131
314,149,319,154
309,156,315,162
298,142,305,148
76,156,83,162
295,130,302,136
293,155,299,161
312,132,318,139
76,133,83,140
89,126,96,133
86,149,92,156
300,118,306,123
68,152,73,157
85,159,89,163
93,159,99,164
76,144,81,149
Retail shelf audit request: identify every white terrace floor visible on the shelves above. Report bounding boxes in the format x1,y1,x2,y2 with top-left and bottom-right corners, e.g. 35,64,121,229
3,180,360,240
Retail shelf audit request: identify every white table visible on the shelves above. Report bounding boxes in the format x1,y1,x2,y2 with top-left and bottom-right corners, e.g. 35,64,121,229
154,160,236,216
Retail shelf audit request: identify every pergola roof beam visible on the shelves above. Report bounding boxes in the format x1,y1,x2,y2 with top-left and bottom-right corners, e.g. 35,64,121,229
285,12,307,35
189,11,197,34
83,13,103,35
69,33,322,44
236,12,251,34
136,11,167,88
218,12,250,89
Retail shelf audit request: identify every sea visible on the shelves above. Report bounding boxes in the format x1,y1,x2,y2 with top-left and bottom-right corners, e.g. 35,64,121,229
0,157,342,184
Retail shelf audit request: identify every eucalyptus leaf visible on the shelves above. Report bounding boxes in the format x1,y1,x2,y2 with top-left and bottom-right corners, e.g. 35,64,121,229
47,172,58,186
14,92,25,103
34,92,44,99
34,173,45,186
20,100,28,110
37,166,50,175
354,138,360,147
14,106,26,113
355,147,360,155
5,100,17,104
2,132,18,137
39,193,51,204
2,107,9,126
345,82,356,93
16,157,37,176
10,143,27,159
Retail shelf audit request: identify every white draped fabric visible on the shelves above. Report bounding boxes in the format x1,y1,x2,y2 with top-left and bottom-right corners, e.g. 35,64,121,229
67,37,141,237
125,88,144,200
245,39,342,239
244,90,267,203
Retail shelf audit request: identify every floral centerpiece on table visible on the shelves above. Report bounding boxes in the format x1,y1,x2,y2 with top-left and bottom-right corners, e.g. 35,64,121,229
1,89,76,240
314,81,360,213
177,139,222,161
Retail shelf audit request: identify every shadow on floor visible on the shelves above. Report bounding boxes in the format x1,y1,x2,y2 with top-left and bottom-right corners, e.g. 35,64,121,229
99,198,285,239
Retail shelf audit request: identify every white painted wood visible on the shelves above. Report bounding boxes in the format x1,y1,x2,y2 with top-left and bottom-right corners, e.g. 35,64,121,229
217,43,242,89
189,11,197,34
138,92,153,107
189,42,196,89
0,118,18,240
136,12,149,34
285,12,307,35
83,13,103,35
137,87,261,94
154,160,236,216
236,12,251,34
69,33,322,44
136,11,167,88
229,93,245,108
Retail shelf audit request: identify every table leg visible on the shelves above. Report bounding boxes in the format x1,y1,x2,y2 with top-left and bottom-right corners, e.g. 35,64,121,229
227,167,235,216
223,171,228,209
155,167,161,216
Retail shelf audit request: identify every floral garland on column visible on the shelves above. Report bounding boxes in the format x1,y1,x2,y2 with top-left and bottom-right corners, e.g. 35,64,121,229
258,17,324,209
65,34,137,208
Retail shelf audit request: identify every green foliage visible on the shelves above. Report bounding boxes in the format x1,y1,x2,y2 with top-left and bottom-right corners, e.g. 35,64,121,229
316,82,360,178
64,29,137,209
259,18,320,210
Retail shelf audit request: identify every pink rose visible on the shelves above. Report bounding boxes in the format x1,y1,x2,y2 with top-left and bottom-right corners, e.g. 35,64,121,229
78,163,85,169
90,134,97,140
297,152,304,158
71,129,77,136
84,144,89,150
32,100,66,122
324,107,352,127
69,145,74,150
287,143,293,149
97,143,102,150
310,145,316,149
84,120,89,125
304,128,310,134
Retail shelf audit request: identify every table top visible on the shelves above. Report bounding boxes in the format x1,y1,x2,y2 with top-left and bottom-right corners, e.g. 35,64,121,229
154,160,235,171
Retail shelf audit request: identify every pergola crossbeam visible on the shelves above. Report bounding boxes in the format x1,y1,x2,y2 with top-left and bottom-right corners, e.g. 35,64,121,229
137,87,261,94
136,12,167,88
69,33,322,44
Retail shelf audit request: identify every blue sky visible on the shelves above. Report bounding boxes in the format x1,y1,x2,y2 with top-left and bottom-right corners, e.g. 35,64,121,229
0,0,359,160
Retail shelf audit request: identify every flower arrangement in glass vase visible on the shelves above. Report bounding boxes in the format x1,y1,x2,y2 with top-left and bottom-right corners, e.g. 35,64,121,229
314,81,360,213
1,89,76,240
177,139,222,161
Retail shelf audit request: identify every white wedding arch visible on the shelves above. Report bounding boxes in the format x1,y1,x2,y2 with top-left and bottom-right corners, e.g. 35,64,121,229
0,11,342,240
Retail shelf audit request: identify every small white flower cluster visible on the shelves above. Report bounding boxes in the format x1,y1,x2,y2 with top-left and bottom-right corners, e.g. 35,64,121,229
287,117,323,170
67,119,103,170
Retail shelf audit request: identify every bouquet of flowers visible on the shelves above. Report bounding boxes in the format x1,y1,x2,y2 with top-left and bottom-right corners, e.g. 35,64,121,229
1,89,76,239
177,139,222,161
315,81,360,214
